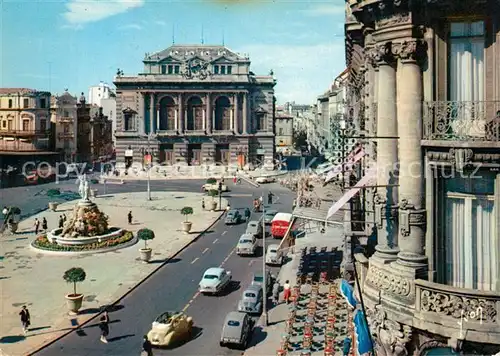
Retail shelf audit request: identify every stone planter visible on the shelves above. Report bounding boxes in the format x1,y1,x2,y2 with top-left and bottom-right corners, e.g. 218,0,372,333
49,202,59,211
182,221,192,234
209,201,217,211
65,293,84,315
139,248,152,262
9,222,18,233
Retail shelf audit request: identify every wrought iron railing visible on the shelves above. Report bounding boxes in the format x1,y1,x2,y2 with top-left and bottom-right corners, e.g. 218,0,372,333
0,130,50,137
423,101,500,141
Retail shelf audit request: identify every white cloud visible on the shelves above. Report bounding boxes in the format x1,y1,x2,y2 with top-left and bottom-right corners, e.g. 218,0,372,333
118,23,142,30
305,4,345,17
155,20,167,26
63,0,145,25
237,42,346,104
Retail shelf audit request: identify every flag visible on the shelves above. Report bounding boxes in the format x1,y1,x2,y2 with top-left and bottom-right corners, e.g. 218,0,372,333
339,279,358,309
353,309,373,356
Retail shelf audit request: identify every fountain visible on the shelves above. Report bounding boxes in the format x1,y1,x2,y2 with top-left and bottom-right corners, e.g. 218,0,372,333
45,175,125,247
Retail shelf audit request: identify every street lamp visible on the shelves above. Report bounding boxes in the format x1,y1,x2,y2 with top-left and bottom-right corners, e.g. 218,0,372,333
261,193,268,326
140,132,158,201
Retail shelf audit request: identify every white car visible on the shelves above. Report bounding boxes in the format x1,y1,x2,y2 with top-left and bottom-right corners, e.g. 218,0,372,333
202,183,228,192
255,176,276,184
199,267,232,295
265,244,284,266
236,233,258,256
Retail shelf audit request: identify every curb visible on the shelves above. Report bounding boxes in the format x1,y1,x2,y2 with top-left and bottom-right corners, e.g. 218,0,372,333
27,209,226,356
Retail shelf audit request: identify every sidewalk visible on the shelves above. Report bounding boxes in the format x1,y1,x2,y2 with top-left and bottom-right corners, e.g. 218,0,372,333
245,226,345,356
0,191,227,356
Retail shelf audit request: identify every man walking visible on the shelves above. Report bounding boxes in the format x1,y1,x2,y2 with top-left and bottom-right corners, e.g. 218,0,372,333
142,335,153,356
58,215,64,229
99,310,110,343
127,211,133,225
34,218,40,235
19,306,30,335
42,217,48,231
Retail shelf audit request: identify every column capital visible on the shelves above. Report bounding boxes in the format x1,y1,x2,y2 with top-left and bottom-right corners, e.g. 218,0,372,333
392,39,427,63
367,42,395,65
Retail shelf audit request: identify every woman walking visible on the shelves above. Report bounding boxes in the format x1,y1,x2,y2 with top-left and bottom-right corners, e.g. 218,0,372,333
99,310,110,343
283,280,291,304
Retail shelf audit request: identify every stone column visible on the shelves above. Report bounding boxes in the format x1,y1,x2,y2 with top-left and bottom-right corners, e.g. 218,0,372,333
234,93,239,134
206,93,212,134
149,93,155,134
243,92,248,134
371,43,399,261
178,94,184,134
141,92,147,134
394,40,428,269
230,96,234,131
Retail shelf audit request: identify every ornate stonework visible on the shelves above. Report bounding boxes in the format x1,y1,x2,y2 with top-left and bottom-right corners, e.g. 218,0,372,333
426,150,500,164
366,265,411,296
182,57,211,80
367,304,412,356
393,40,427,62
399,198,426,237
373,193,399,229
376,11,411,28
449,148,474,171
420,289,497,323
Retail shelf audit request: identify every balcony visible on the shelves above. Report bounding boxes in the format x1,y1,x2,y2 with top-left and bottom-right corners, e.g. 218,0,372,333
0,130,49,138
422,101,500,147
414,280,500,344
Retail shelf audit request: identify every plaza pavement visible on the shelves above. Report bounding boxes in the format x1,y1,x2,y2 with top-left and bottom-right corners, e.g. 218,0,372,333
245,226,346,356
0,191,227,356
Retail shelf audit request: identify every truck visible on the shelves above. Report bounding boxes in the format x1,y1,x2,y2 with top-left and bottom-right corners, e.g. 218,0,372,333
270,212,293,239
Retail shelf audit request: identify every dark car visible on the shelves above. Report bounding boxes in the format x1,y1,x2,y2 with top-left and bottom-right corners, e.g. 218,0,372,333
263,209,278,225
220,311,253,349
225,209,242,225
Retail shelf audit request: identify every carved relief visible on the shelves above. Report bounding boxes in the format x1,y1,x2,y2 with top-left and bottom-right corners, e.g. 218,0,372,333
370,42,394,64
449,148,473,172
393,40,427,62
182,58,211,80
420,289,497,323
417,340,448,356
376,12,411,29
367,305,412,356
426,151,500,164
366,265,411,296
374,193,398,229
399,198,426,237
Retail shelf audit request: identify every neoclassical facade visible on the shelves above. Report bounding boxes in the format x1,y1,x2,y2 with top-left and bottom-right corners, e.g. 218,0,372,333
344,0,500,354
114,45,276,168
50,90,78,162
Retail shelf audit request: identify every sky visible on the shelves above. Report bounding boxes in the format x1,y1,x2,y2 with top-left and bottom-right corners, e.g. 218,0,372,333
0,0,346,104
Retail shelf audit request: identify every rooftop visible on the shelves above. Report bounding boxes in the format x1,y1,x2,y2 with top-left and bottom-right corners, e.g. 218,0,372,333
144,44,249,63
0,88,50,95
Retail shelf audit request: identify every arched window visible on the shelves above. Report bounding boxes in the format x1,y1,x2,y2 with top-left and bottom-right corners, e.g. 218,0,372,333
214,96,231,131
159,96,176,130
186,96,203,131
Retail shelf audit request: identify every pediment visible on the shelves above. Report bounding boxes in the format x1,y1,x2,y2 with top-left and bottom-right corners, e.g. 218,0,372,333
159,56,181,63
211,56,233,64
123,107,138,114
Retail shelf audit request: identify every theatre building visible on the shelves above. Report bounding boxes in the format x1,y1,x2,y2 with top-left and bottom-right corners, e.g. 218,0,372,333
114,44,276,168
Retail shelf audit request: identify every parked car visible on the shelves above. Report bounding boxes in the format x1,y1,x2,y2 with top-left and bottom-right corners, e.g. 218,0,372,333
237,284,263,314
265,244,284,266
255,176,276,184
251,270,273,295
220,311,253,349
236,233,258,256
199,267,232,295
225,209,242,225
146,311,193,347
245,220,263,238
263,209,278,225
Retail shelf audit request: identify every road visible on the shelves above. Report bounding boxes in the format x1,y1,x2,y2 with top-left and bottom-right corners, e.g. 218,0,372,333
33,179,293,356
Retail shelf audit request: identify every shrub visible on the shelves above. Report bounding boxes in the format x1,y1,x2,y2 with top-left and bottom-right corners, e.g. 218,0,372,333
181,206,193,222
206,178,217,184
137,228,155,249
47,189,61,197
63,267,86,296
208,189,218,200
90,179,99,184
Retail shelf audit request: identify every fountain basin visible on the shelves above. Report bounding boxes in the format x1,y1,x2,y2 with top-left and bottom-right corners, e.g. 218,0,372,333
47,227,124,246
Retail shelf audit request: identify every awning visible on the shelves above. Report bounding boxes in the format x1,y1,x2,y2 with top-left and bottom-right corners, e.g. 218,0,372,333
184,136,212,144
326,170,376,220
324,145,365,183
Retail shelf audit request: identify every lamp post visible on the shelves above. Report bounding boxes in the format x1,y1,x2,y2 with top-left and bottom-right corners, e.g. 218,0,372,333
261,193,268,326
140,132,157,201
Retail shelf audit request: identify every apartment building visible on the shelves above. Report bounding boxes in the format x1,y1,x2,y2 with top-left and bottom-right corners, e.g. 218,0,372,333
342,0,500,354
50,90,78,162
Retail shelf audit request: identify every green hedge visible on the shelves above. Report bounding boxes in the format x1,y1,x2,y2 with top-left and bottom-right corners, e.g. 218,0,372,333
47,189,61,197
32,231,134,252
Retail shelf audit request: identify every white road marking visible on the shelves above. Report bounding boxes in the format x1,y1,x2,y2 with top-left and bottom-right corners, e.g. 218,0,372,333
222,231,227,236
248,259,255,266
213,238,219,244
191,257,199,264
202,247,209,254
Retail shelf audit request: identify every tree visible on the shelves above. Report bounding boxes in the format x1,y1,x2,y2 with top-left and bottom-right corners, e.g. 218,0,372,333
292,130,308,150
137,228,155,249
63,267,86,296
181,206,194,222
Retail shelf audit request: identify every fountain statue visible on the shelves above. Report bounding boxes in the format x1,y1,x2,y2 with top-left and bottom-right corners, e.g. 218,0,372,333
59,175,109,238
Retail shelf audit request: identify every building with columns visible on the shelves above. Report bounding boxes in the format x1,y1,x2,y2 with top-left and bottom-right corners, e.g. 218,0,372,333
342,0,500,354
114,44,276,168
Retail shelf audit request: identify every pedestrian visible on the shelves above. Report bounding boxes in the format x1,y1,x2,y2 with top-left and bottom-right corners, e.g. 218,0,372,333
34,218,40,235
63,214,67,223
2,206,8,216
233,176,237,184
128,211,132,224
42,217,48,231
272,281,280,306
283,280,291,304
201,198,205,210
58,215,64,229
19,305,30,335
99,310,110,343
268,191,273,205
142,335,153,356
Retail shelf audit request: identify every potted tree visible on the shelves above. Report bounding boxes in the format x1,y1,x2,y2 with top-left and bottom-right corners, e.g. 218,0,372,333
8,207,21,233
63,267,86,315
181,206,193,233
207,190,218,211
137,228,155,262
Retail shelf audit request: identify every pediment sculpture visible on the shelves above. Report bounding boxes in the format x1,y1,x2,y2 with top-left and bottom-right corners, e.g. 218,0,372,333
182,58,210,80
